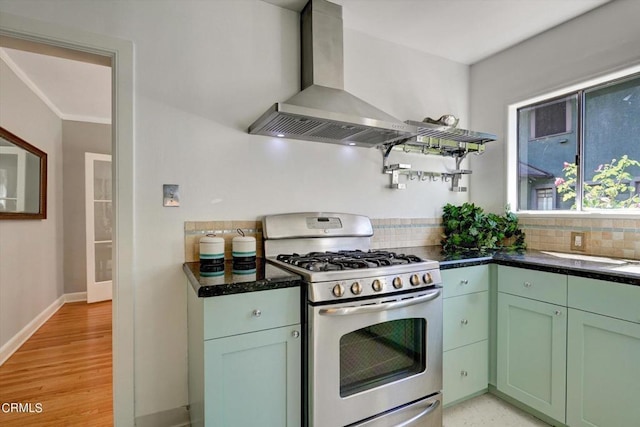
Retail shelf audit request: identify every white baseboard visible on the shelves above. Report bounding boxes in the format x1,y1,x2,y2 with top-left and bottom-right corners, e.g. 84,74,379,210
65,292,88,302
0,292,88,366
135,406,190,427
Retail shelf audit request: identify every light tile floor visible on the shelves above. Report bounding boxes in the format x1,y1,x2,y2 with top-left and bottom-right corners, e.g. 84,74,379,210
443,394,551,426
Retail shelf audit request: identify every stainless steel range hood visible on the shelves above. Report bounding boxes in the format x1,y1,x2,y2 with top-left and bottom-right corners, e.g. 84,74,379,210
249,0,416,147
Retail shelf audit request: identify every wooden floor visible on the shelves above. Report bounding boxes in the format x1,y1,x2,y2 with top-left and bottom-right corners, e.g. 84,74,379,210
0,301,113,426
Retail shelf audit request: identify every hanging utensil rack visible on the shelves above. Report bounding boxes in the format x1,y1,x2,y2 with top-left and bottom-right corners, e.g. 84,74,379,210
381,121,497,191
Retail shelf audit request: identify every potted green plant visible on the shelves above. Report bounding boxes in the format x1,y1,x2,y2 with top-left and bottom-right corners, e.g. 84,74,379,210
441,203,526,254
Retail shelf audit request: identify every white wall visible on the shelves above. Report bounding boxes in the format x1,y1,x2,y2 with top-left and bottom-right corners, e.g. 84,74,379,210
0,59,64,349
469,0,640,214
0,0,470,418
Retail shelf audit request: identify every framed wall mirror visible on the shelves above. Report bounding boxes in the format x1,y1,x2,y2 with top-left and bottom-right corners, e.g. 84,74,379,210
0,126,47,219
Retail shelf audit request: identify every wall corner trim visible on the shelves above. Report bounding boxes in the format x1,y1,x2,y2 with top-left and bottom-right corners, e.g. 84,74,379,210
0,294,65,366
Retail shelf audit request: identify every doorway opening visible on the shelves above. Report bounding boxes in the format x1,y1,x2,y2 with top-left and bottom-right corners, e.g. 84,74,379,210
0,15,134,425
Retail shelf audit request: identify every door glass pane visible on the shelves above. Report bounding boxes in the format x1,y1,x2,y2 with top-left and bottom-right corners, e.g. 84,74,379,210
93,160,111,201
0,154,18,199
95,242,112,282
583,75,640,209
0,199,17,212
518,94,578,210
94,201,113,241
340,318,425,397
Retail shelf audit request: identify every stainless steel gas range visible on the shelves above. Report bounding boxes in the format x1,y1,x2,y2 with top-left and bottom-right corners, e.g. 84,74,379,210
263,212,443,427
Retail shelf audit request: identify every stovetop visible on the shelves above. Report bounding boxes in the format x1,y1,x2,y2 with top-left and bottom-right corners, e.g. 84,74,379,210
267,249,441,303
276,250,425,272
262,213,441,302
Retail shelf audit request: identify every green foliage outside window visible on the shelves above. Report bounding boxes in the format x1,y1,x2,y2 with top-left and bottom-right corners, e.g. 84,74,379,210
555,155,640,209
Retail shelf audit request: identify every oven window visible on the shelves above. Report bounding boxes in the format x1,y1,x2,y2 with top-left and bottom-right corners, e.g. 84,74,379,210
339,318,426,397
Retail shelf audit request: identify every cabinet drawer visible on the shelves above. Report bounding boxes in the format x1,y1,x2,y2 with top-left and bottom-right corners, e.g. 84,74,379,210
568,276,640,323
203,287,300,340
444,291,489,351
443,340,488,406
498,266,567,305
442,265,489,298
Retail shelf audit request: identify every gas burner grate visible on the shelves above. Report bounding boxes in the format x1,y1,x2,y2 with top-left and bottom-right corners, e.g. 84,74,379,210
276,250,425,271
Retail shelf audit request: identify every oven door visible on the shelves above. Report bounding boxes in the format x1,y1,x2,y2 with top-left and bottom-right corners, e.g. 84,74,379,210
309,288,442,427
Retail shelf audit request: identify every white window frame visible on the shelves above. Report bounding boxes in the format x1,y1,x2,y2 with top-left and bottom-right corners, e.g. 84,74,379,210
507,63,640,217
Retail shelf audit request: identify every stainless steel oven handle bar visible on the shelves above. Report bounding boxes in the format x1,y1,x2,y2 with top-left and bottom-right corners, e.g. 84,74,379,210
318,288,441,316
397,399,440,427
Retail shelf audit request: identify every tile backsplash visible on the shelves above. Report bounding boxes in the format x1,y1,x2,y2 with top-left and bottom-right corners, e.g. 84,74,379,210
184,218,443,262
184,221,262,262
184,216,640,262
518,217,640,260
370,218,443,249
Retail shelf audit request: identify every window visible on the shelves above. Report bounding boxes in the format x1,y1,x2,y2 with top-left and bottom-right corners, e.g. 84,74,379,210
530,100,571,139
339,319,425,397
536,188,554,210
517,73,640,211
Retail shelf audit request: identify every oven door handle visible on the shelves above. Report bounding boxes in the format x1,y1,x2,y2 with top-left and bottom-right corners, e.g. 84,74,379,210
318,288,441,316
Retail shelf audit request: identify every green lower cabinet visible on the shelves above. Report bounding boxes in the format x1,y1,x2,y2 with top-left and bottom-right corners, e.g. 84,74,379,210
566,309,640,427
204,325,301,427
497,293,567,423
443,340,488,406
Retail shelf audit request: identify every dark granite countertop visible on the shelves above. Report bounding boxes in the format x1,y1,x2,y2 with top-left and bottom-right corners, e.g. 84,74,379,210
384,246,640,286
184,248,639,297
183,259,302,297
492,250,640,286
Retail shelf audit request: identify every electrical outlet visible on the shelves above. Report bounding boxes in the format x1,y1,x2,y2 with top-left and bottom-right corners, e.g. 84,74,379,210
570,232,586,252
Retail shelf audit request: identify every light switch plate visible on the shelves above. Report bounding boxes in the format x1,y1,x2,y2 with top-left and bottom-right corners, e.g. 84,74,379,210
163,184,180,207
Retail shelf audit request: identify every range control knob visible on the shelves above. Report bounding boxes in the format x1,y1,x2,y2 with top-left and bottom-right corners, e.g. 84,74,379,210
423,272,433,284
372,279,383,292
332,284,345,298
410,274,421,286
392,277,403,289
351,282,362,295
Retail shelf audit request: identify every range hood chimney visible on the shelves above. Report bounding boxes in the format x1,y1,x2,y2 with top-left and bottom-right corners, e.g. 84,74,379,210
249,0,416,147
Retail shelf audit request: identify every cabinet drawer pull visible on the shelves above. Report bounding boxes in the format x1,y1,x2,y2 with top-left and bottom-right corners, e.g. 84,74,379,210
460,319,469,325
291,330,300,339
252,309,262,318
460,280,469,285
524,282,532,288
460,370,468,377
554,310,562,316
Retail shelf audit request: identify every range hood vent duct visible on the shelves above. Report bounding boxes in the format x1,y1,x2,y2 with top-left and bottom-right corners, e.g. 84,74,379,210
249,0,416,147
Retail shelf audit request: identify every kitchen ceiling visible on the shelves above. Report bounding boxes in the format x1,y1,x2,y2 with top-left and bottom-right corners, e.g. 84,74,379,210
265,0,610,64
0,0,609,123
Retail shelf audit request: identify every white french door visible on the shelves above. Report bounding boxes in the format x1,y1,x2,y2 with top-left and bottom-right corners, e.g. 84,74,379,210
85,153,112,303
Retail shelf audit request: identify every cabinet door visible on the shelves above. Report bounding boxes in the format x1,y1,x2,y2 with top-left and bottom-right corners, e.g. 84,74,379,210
204,325,301,427
497,293,566,423
567,309,640,427
443,340,488,406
